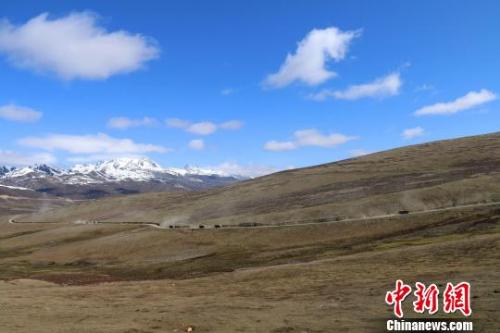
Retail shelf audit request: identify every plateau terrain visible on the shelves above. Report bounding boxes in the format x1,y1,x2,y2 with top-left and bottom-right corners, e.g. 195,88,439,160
1,132,499,332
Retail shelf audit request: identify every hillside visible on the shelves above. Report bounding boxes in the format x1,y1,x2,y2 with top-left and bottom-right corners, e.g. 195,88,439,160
0,185,72,217
23,132,500,225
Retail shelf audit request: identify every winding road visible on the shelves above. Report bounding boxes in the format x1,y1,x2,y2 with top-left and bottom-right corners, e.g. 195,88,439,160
7,201,500,230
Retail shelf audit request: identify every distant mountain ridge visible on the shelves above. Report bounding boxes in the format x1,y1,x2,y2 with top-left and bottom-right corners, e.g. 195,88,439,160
0,157,244,199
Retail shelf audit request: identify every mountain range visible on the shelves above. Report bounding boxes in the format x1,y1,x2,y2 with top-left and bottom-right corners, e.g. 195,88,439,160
0,157,243,199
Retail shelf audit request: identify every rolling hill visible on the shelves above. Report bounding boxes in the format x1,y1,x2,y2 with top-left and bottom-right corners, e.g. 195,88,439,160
21,131,500,225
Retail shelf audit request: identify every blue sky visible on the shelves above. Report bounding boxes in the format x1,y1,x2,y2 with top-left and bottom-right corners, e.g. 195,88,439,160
0,0,499,176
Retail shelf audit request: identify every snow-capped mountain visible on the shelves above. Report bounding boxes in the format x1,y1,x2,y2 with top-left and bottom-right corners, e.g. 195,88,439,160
68,158,231,182
0,158,243,199
70,158,164,182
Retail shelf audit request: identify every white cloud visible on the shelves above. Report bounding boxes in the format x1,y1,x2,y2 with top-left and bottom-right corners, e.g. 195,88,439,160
310,72,402,101
264,27,360,88
207,162,281,178
187,122,217,135
0,12,159,80
265,129,356,151
66,153,145,163
166,118,191,129
166,118,243,135
219,120,243,130
264,140,297,152
19,133,169,154
0,103,42,122
415,89,497,116
0,150,56,166
402,126,425,140
294,129,354,147
188,139,205,150
349,149,370,157
107,116,157,129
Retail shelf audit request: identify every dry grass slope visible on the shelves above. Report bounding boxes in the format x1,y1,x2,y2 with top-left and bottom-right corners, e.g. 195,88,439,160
22,131,500,226
0,203,499,332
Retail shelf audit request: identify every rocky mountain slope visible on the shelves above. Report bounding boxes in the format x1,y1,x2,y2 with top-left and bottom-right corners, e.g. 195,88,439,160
0,157,243,199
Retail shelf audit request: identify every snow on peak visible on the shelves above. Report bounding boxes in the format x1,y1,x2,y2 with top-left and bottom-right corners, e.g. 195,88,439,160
183,165,228,177
73,157,161,173
2,164,64,178
70,157,165,181
101,157,163,171
0,157,245,185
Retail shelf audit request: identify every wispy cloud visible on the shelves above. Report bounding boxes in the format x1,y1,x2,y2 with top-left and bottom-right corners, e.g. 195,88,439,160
206,162,281,178
19,133,170,154
166,118,243,135
188,139,205,150
264,27,360,88
0,103,42,122
0,12,159,80
165,118,191,129
0,150,56,166
219,120,243,130
66,153,146,163
166,119,216,135
107,116,157,129
309,72,402,101
186,122,217,135
402,126,425,139
265,129,356,151
349,149,370,157
415,89,496,116
264,140,297,152
294,129,355,147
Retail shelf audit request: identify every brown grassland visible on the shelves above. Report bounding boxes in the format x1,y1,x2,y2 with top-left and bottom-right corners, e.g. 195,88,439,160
1,132,500,332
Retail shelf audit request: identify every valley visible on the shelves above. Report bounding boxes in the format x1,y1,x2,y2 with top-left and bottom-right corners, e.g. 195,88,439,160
0,203,499,332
